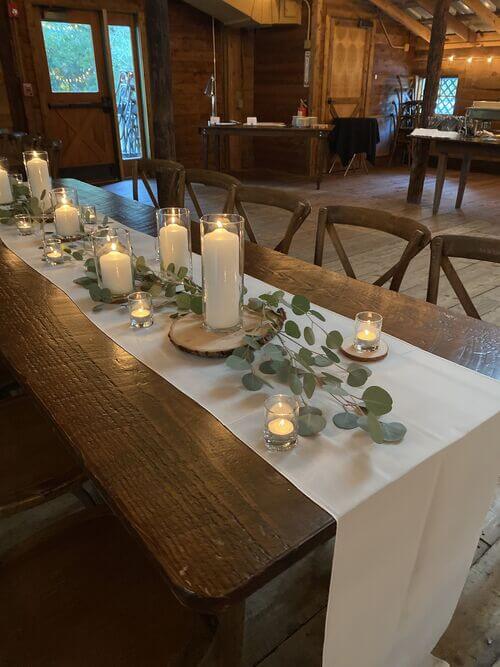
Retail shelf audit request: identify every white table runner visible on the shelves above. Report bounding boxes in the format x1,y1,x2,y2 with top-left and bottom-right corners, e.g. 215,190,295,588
1,217,499,667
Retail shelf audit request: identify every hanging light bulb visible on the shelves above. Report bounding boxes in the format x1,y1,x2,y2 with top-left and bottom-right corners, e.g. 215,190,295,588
467,56,473,64
487,56,493,64
448,54,455,62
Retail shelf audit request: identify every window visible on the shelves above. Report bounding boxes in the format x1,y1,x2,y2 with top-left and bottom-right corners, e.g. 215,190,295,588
435,77,459,115
41,21,99,93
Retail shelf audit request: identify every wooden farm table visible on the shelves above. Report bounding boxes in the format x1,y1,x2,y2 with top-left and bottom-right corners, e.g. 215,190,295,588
199,124,330,189
0,179,499,664
412,135,500,215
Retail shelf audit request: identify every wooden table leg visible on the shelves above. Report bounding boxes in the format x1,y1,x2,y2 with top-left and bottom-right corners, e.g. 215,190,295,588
216,135,221,172
316,136,325,190
199,602,246,667
202,130,209,169
455,152,471,209
432,152,447,215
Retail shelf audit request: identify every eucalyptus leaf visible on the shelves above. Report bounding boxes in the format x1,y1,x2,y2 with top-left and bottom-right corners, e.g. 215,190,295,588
326,330,343,349
88,283,103,302
135,255,146,268
299,405,323,417
264,343,284,360
92,303,104,312
362,386,393,416
100,289,113,303
166,263,175,274
298,413,326,436
320,346,340,363
247,297,264,311
259,360,277,375
226,355,251,371
309,309,326,322
304,326,315,346
72,251,84,261
176,293,191,311
298,347,314,364
164,283,177,298
243,335,261,350
380,421,407,443
324,383,348,397
347,367,370,387
73,276,97,287
190,295,203,315
177,266,189,279
332,412,359,429
288,372,302,396
313,354,333,367
321,372,343,385
291,294,310,316
303,373,316,399
285,320,301,339
242,373,264,391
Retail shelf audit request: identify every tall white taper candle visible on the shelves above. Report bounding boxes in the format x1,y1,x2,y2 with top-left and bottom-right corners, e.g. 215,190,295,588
0,168,12,204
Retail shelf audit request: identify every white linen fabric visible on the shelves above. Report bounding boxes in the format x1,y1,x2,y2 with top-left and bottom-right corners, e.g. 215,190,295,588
1,217,499,667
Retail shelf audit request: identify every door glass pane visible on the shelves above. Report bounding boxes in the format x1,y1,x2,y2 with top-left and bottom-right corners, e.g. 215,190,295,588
41,21,99,93
108,25,142,160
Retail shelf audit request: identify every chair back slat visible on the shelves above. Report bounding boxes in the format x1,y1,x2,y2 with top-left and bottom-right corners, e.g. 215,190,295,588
234,185,311,254
182,169,240,219
132,158,184,208
314,205,431,292
427,234,500,319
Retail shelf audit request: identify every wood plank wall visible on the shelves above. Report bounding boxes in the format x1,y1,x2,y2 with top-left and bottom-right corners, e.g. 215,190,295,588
0,65,12,129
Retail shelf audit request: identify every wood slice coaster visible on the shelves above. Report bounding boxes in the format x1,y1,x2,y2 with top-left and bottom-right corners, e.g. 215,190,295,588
340,337,388,362
169,308,285,358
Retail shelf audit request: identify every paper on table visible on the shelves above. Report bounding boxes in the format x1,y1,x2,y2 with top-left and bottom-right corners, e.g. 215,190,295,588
0,218,498,667
410,129,461,140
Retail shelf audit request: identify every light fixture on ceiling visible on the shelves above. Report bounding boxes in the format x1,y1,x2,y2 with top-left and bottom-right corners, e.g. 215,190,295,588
467,56,473,63
487,55,493,63
448,54,455,61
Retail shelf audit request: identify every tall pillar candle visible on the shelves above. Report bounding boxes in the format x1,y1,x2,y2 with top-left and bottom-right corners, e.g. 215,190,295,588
100,244,134,296
156,208,192,277
24,152,52,209
0,159,13,204
201,214,244,332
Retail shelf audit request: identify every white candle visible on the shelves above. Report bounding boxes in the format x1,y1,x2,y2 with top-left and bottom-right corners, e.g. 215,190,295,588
55,203,81,237
357,327,378,343
159,219,190,272
268,417,294,436
131,307,151,319
100,244,133,295
203,224,241,330
0,168,13,204
26,156,51,208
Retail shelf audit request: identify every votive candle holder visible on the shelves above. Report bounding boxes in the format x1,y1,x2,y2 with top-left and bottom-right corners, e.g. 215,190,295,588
264,394,299,452
354,311,383,352
15,214,34,236
43,238,64,266
156,207,192,278
128,291,153,328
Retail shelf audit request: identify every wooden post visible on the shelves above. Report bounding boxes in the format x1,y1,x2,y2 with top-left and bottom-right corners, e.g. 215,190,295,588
407,0,451,204
144,0,176,205
0,3,27,131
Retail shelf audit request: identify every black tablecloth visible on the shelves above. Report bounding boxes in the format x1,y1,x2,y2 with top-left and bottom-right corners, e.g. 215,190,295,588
328,118,380,167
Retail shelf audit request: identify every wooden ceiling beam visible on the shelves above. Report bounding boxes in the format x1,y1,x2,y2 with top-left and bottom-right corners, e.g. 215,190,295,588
412,0,472,40
461,0,500,33
366,0,432,41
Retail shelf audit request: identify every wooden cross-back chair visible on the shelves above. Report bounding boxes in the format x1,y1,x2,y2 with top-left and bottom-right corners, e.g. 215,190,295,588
181,168,239,219
132,158,185,208
427,235,500,320
327,97,360,120
314,205,431,292
233,185,311,254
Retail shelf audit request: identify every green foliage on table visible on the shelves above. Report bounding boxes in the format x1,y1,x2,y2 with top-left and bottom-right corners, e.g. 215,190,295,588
224,290,406,445
0,188,47,224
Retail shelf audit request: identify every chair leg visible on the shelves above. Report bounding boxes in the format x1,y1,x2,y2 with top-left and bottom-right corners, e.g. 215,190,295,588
328,155,340,175
344,154,358,177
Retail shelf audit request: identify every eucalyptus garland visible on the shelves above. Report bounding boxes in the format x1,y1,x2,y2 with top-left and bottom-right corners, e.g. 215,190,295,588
73,254,406,445
0,185,46,223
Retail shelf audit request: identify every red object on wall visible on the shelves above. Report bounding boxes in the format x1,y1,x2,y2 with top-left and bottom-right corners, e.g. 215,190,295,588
7,2,19,18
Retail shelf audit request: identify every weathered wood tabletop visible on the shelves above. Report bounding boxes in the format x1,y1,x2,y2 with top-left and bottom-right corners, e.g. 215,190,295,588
0,179,498,624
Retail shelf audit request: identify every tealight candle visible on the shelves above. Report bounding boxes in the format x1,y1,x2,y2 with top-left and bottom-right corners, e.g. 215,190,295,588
15,214,33,236
264,395,299,452
128,291,153,328
23,151,51,210
201,214,244,332
43,238,64,266
354,311,383,352
0,158,13,204
156,208,191,277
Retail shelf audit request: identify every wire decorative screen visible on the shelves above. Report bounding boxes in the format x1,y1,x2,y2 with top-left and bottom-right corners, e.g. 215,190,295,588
435,77,459,115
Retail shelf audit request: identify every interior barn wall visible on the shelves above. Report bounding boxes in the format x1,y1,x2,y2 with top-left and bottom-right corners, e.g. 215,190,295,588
0,63,13,129
252,0,412,174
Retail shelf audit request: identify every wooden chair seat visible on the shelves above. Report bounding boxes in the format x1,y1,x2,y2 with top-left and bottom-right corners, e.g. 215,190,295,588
0,507,211,666
314,205,431,292
0,396,84,517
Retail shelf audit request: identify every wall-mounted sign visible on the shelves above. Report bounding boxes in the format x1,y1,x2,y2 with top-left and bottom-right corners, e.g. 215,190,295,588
304,50,311,88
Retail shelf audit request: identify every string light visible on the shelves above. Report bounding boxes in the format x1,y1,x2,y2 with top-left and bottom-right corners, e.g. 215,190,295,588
487,56,493,64
467,56,473,63
448,54,455,62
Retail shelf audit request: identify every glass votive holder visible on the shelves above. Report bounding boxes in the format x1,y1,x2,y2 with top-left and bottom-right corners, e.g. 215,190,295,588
50,186,83,240
156,207,192,278
23,150,52,211
43,238,64,266
0,156,13,204
15,214,34,236
92,226,134,300
80,204,97,252
128,291,153,329
264,394,299,452
10,172,24,186
354,311,383,352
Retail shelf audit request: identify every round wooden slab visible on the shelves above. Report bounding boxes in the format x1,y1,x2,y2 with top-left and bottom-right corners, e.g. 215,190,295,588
340,337,388,362
169,308,284,358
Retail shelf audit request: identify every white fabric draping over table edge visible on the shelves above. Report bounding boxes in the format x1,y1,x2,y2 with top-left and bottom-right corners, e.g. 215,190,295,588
1,216,498,667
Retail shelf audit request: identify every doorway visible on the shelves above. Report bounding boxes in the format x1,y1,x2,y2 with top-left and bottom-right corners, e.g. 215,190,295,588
34,7,147,181
321,17,375,120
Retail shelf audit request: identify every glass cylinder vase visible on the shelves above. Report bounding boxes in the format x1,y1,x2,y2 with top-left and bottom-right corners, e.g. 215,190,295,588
0,157,13,204
264,394,299,452
200,213,244,333
354,311,383,352
23,150,52,211
156,207,192,278
50,187,83,240
92,226,134,301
